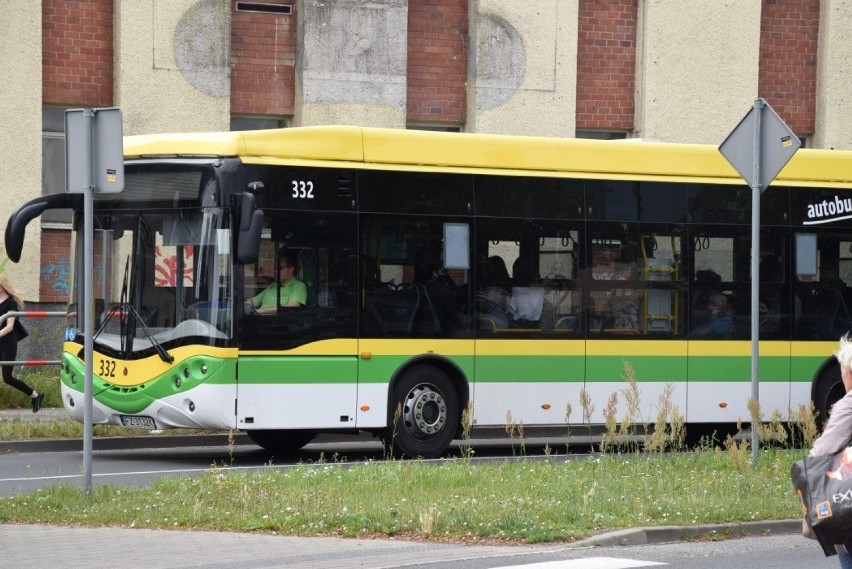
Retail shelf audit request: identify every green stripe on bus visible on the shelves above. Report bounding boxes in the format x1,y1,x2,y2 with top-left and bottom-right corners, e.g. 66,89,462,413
474,355,585,382
585,355,686,383
685,356,790,382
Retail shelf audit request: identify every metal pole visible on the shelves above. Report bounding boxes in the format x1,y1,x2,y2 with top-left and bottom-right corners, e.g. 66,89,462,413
750,99,763,465
82,108,95,497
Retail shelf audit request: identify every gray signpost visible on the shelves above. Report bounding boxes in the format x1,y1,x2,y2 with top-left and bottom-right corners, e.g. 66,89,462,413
65,108,123,496
719,98,800,464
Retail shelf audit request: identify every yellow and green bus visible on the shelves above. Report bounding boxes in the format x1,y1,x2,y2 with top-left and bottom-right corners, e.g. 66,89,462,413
8,126,852,457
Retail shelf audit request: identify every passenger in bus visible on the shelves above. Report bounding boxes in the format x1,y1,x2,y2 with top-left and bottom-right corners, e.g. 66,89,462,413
692,292,734,335
602,261,640,331
759,294,780,334
691,269,723,323
245,248,307,314
415,248,460,335
508,256,544,328
478,256,510,329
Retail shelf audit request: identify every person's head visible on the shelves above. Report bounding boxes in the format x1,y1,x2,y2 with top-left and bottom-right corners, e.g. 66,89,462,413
277,249,299,283
512,256,539,285
0,274,23,309
696,269,722,284
835,334,852,392
708,292,727,315
486,256,510,284
415,248,442,283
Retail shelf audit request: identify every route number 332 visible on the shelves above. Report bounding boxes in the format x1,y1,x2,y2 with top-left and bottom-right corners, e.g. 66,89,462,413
292,180,314,199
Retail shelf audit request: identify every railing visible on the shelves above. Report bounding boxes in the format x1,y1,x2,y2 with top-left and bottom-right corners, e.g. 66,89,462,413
0,310,69,366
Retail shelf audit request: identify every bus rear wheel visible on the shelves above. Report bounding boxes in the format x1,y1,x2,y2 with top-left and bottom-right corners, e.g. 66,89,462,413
246,429,316,454
814,364,844,430
387,365,459,459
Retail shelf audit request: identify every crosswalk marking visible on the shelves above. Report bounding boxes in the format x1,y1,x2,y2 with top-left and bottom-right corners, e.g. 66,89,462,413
493,558,666,569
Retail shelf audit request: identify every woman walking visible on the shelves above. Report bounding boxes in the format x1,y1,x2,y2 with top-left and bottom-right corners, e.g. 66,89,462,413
0,274,42,412
807,334,852,566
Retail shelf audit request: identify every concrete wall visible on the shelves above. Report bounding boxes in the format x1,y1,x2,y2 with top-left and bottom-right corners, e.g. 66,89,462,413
296,0,407,127
0,1,42,299
636,1,761,143
814,0,852,150
467,0,577,136
115,0,231,135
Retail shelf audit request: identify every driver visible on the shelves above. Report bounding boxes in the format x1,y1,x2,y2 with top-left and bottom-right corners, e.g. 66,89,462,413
245,248,306,314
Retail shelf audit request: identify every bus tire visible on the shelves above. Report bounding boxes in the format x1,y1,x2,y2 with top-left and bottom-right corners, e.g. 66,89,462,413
246,429,316,454
387,364,459,459
814,363,844,430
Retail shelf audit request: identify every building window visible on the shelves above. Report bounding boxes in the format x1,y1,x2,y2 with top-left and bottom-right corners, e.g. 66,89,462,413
575,130,629,140
230,116,288,131
42,106,72,225
406,123,462,133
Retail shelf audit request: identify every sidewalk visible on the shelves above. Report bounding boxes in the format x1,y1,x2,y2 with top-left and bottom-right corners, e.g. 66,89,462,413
0,520,802,569
0,406,67,423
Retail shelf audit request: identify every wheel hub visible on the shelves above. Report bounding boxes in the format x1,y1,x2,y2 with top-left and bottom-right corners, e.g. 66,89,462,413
403,384,447,439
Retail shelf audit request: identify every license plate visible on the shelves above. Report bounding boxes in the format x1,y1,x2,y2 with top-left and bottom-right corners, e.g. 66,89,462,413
120,415,156,429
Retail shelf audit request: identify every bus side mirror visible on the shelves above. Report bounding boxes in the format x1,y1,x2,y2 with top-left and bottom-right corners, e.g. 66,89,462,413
236,192,263,264
5,194,80,262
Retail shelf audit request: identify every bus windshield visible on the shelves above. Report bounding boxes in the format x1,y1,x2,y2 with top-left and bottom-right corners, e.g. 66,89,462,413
68,177,232,358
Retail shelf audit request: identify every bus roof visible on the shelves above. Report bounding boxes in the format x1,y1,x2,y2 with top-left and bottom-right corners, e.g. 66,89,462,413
123,125,852,187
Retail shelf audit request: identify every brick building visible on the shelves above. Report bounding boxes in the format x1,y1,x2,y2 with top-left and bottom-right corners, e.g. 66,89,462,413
0,0,849,323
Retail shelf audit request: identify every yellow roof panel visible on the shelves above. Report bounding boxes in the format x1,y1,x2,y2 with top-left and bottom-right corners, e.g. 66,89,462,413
123,126,852,187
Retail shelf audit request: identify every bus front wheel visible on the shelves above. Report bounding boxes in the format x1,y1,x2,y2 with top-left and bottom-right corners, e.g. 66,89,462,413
387,365,459,459
814,364,845,430
246,429,316,454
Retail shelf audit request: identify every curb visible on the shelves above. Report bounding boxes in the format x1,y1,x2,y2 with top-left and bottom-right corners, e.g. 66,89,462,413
0,433,254,454
570,519,802,548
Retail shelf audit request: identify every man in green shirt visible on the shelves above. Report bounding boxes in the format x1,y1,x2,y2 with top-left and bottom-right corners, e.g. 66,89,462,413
246,249,307,314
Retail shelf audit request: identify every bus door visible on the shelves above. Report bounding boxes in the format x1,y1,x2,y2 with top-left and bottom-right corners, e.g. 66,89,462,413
687,226,792,422
237,208,360,431
473,216,585,428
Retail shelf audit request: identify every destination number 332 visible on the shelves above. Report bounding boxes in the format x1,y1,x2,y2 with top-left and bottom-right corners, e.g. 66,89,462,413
98,358,117,378
292,180,315,199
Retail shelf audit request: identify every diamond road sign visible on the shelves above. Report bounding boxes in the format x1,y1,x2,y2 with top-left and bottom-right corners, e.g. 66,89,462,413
718,98,800,191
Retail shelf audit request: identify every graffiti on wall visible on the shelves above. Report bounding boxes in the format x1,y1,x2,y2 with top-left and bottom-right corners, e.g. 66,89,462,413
41,257,71,295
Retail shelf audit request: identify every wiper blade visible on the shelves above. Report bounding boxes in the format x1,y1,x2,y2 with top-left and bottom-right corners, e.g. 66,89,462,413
122,302,174,364
120,255,130,352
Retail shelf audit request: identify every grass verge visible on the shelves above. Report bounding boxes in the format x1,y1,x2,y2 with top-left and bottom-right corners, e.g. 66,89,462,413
0,449,802,544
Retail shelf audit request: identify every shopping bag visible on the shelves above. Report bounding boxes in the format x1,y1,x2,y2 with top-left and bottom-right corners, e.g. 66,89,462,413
791,448,852,556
